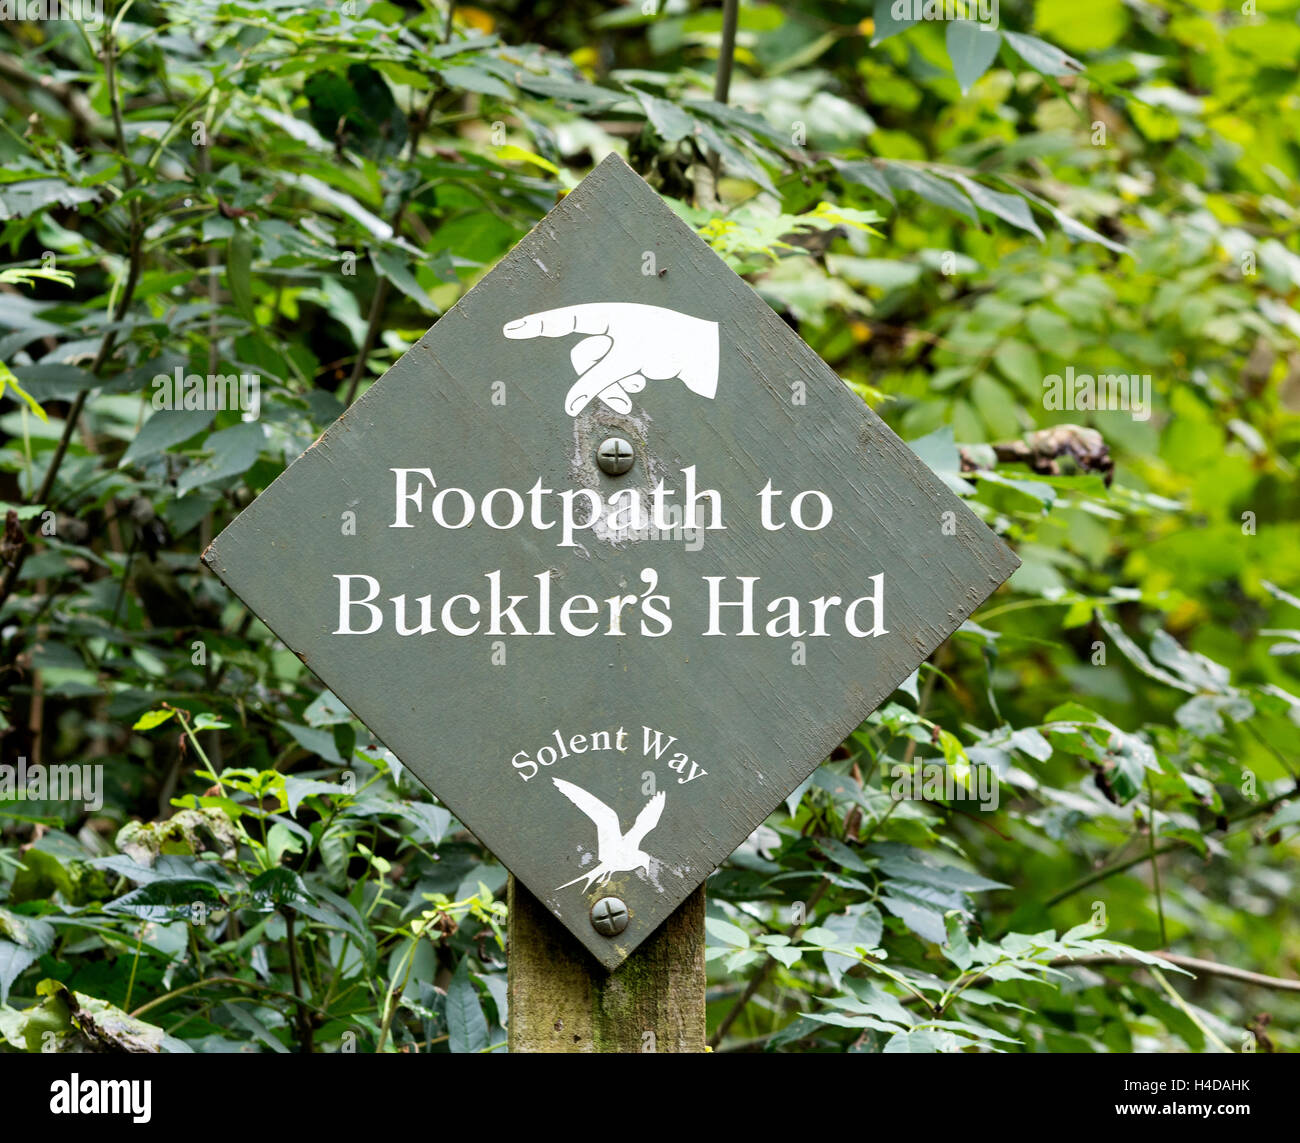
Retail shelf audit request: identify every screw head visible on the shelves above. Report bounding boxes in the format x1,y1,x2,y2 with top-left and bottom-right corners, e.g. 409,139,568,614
596,437,635,476
590,896,629,937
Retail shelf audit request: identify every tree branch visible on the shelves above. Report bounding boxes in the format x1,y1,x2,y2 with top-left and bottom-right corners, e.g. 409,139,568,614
960,424,1114,486
708,874,831,1048
343,42,454,406
712,0,740,106
1044,785,1297,909
949,951,1300,997
0,12,145,617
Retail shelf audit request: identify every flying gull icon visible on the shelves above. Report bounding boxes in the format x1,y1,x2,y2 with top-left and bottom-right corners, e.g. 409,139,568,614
552,777,665,892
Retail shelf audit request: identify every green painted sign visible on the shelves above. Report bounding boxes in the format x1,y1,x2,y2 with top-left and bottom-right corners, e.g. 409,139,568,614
203,155,1018,969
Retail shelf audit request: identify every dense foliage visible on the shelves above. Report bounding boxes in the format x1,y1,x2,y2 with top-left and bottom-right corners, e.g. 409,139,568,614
1,0,1297,1054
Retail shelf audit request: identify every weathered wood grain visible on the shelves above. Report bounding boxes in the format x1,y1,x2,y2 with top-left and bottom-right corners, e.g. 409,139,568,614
507,876,705,1053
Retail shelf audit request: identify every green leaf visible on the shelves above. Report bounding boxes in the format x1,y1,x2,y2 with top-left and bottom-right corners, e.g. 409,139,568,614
0,180,98,220
0,266,75,289
121,409,216,467
227,226,256,323
883,1028,955,1053
993,339,1043,396
90,853,236,888
494,144,559,175
132,709,175,731
176,423,263,493
1099,618,1198,694
248,867,315,909
807,1010,901,1033
396,802,452,848
872,0,918,44
436,64,512,98
837,978,916,1026
882,163,977,224
705,916,751,948
821,906,884,987
877,855,1009,894
0,361,48,422
879,895,947,944
283,777,349,816
947,23,1001,95
223,1004,288,1052
945,175,1045,241
943,910,974,971
304,64,406,159
303,689,354,727
446,958,490,1053
818,837,874,873
1080,939,1193,976
1149,630,1231,692
724,947,763,973
104,879,223,920
1263,581,1300,612
1047,204,1128,254
279,721,345,765
1034,0,1128,53
971,373,1022,440
282,173,393,240
627,87,696,145
908,425,975,495
1265,801,1300,834
371,248,437,313
0,908,55,1004
1003,31,1085,77
829,158,895,204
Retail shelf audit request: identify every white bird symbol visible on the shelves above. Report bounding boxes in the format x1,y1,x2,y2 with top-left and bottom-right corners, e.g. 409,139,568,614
552,777,666,892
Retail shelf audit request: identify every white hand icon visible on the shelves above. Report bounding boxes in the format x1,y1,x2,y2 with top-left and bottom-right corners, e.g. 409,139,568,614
502,302,719,416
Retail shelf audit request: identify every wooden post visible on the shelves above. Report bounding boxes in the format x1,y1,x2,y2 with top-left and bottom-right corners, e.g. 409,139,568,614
507,876,706,1053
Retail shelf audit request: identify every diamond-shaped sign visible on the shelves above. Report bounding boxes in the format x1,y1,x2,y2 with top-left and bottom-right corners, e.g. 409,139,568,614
203,155,1018,969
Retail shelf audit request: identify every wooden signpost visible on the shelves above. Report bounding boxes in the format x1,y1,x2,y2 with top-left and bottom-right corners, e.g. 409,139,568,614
203,154,1018,1051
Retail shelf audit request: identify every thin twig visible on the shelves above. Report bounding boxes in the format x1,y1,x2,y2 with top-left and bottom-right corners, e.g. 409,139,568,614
0,9,145,614
343,32,454,406
1147,773,1166,947
130,975,333,1020
1044,786,1297,909
702,0,740,191
1149,965,1232,1052
712,0,740,105
708,875,831,1048
953,951,1300,997
285,911,314,1052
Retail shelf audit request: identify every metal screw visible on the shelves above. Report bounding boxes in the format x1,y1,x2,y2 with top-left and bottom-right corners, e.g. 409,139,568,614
596,437,635,476
590,896,629,937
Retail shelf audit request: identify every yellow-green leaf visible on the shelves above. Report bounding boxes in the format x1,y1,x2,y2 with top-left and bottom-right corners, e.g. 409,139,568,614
133,709,175,731
0,362,48,423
